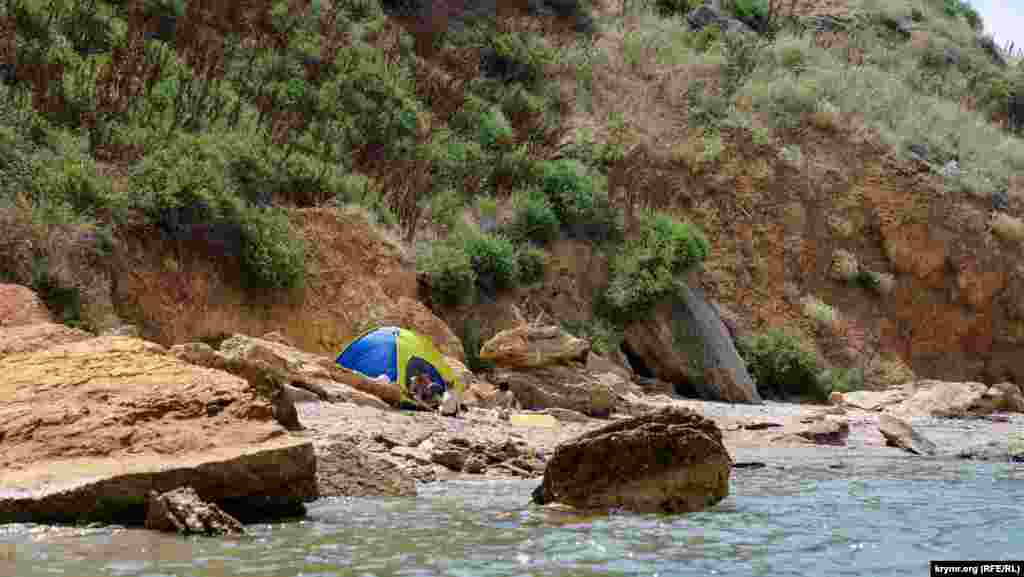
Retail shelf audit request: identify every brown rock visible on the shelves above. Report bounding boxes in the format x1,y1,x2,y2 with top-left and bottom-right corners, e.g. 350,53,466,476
532,407,732,513
463,455,488,474
479,324,589,369
145,487,244,536
622,288,760,404
431,449,467,471
492,366,617,417
893,380,997,418
0,284,51,327
316,439,417,498
0,323,93,358
795,417,850,446
878,415,937,456
987,382,1024,413
586,352,633,382
172,334,399,407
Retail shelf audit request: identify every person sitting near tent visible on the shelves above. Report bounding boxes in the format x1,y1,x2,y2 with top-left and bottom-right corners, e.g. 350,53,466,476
410,374,435,408
494,381,520,421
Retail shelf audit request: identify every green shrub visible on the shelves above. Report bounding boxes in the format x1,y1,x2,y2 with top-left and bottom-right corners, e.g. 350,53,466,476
691,25,722,54
563,318,624,357
464,232,519,295
429,188,465,230
129,134,307,290
508,187,560,244
737,328,827,401
239,206,307,290
730,0,769,28
516,244,547,286
655,0,700,17
418,240,477,307
538,159,622,243
605,212,709,316
460,317,494,373
820,366,865,394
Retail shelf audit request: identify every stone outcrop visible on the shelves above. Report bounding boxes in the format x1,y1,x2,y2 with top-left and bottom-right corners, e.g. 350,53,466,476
878,415,937,456
794,416,850,446
623,286,761,404
145,487,244,536
479,324,589,369
0,322,93,357
316,439,417,498
0,335,317,524
532,407,731,513
0,283,52,327
836,381,1024,417
171,334,397,408
893,380,1024,418
491,366,622,417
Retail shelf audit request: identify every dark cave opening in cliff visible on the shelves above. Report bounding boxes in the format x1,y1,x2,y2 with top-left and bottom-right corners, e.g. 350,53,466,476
620,341,703,400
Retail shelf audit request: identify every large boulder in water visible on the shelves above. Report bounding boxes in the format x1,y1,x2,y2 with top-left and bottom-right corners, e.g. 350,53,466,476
532,407,731,513
0,335,317,525
623,285,761,403
479,323,590,369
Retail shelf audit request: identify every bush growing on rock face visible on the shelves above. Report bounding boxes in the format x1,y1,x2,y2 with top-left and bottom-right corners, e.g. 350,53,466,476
516,244,548,286
130,135,307,290
418,240,477,307
737,328,827,401
605,212,709,317
508,187,560,244
464,232,520,296
538,159,622,243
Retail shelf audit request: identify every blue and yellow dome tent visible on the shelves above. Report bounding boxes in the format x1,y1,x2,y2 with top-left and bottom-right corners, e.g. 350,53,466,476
335,326,463,405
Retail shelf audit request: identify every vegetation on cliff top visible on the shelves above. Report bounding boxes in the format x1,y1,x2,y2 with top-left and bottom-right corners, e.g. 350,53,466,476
2,0,1023,392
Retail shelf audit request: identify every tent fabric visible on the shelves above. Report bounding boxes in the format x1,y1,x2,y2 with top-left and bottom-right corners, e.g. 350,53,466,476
336,327,399,383
336,326,462,403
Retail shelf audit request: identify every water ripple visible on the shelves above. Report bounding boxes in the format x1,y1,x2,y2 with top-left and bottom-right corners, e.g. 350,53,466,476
1,457,1023,576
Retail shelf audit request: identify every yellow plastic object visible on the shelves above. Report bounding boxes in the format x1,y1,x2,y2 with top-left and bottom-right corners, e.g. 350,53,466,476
509,413,559,428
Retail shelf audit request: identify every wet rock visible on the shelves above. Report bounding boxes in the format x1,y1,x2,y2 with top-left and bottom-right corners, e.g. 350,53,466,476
533,407,731,513
795,417,849,446
623,286,760,404
479,324,589,369
742,422,782,430
317,439,416,498
878,415,937,456
733,462,766,469
144,487,244,536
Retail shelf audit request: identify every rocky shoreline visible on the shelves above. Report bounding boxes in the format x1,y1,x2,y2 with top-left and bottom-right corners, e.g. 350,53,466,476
1,284,1022,534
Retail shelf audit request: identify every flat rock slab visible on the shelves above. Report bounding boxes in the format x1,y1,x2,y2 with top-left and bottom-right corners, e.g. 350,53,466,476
0,440,316,525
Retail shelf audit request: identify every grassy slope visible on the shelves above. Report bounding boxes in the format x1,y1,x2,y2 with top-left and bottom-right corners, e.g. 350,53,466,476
2,0,1023,390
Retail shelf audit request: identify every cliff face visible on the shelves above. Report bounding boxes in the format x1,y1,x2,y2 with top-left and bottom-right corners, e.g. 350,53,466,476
112,208,465,361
